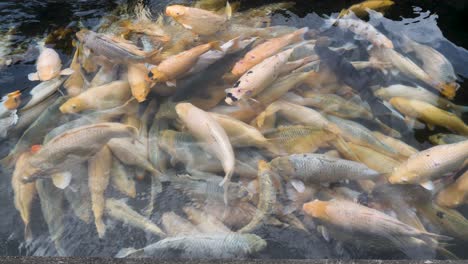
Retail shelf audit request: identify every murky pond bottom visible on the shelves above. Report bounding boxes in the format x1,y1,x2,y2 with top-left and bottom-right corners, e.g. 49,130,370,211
0,0,468,260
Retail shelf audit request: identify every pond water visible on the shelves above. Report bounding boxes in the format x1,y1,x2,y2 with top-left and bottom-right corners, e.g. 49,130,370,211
0,0,467,259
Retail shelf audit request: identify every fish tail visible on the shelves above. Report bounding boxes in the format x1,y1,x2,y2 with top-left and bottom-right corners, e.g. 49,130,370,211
115,247,144,258
291,27,309,42
422,232,453,241
0,153,16,169
225,1,232,20
336,9,348,19
331,136,361,162
437,247,459,260
24,223,33,242
454,105,468,114
145,48,163,63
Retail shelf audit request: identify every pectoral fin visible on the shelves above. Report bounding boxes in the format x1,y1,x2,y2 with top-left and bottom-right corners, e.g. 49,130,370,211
52,171,72,189
60,68,74,76
27,72,40,81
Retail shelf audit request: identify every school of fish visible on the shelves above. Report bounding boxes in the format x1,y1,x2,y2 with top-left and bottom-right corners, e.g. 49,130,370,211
1,0,468,259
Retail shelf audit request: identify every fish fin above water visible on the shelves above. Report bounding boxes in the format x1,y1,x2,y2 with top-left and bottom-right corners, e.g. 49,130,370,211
390,69,399,76
317,225,330,242
291,179,306,193
182,23,193,30
420,181,434,191
60,68,74,76
52,171,72,189
115,247,143,258
27,72,40,81
24,223,33,242
225,1,232,20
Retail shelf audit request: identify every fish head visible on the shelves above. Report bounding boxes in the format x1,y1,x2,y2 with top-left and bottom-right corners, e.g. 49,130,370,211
245,234,267,252
131,83,150,102
165,5,187,18
124,125,139,137
59,98,82,114
438,82,458,100
4,90,21,110
269,157,295,180
76,29,90,42
224,87,244,105
388,97,413,115
373,88,388,99
147,68,168,83
429,134,444,145
302,199,329,220
387,172,413,185
229,183,254,202
175,102,194,119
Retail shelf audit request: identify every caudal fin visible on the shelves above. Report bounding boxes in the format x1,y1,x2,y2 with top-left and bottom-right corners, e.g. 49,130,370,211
24,223,33,242
291,27,309,42
225,2,232,19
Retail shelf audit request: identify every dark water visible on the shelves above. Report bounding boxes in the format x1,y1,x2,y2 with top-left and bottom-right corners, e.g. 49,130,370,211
0,0,467,259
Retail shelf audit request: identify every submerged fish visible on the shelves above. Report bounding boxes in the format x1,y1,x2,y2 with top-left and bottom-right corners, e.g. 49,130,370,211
225,48,294,104
76,29,160,64
165,3,232,35
36,179,66,256
110,158,136,198
28,48,73,81
429,133,468,145
388,140,468,185
0,90,21,117
238,160,276,233
271,153,381,183
375,85,468,116
161,212,200,236
338,0,394,18
400,35,458,88
21,77,65,111
21,122,137,183
128,63,151,102
105,198,166,237
390,97,468,135
231,27,308,77
116,233,266,258
175,103,235,204
417,202,468,241
436,170,468,208
88,146,112,238
60,80,131,114
148,41,221,85
330,16,393,48
264,125,336,155
183,207,231,234
303,199,450,243
370,47,456,99
12,152,37,242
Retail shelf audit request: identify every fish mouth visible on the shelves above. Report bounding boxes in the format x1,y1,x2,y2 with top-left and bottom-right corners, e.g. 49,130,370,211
225,93,238,105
